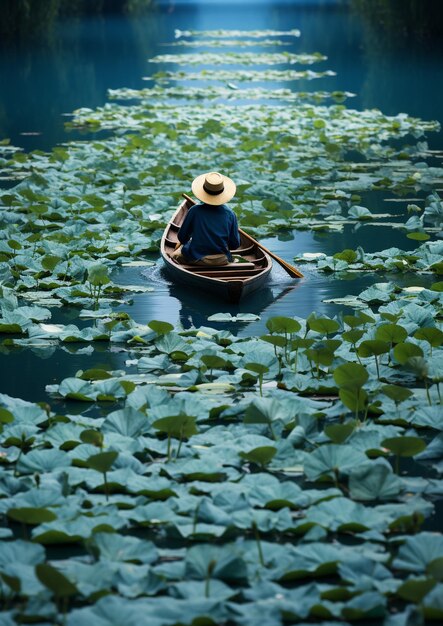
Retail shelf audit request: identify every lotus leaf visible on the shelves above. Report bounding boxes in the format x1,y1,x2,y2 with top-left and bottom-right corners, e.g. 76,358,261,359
1,23,443,626
36,563,78,598
148,320,174,335
422,583,443,620
393,533,443,572
393,342,424,364
153,414,198,440
0,540,45,566
333,362,368,388
381,385,413,404
409,406,443,431
381,436,427,458
86,451,119,474
102,409,150,438
338,557,393,591
272,542,348,581
266,316,301,335
414,327,443,350
397,577,437,603
304,444,368,481
349,459,402,501
7,507,57,525
184,544,248,583
80,429,104,447
90,532,158,564
244,397,294,427
376,324,408,345
16,449,71,475
341,591,386,620
59,561,114,598
324,421,356,444
33,511,127,544
306,496,388,533
239,446,277,467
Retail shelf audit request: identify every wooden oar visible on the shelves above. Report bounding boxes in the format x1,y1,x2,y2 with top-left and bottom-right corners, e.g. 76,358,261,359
181,193,304,279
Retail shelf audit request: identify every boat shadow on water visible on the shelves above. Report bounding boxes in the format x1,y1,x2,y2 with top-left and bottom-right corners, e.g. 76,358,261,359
167,276,299,332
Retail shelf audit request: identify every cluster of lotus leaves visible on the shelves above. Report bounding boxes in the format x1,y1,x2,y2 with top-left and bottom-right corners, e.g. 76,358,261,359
0,26,442,626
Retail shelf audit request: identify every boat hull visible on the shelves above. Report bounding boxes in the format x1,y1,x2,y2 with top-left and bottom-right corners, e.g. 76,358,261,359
160,199,272,303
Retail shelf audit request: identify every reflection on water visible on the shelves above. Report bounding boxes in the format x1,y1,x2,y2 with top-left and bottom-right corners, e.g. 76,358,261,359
112,255,371,337
170,279,299,334
0,10,167,150
0,345,128,402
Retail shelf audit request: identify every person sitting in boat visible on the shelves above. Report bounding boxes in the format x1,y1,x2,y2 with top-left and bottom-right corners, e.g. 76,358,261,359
172,171,240,266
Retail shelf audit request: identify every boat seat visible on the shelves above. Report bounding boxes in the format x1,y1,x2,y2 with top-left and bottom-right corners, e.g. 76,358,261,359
231,244,255,254
173,259,256,271
190,268,265,278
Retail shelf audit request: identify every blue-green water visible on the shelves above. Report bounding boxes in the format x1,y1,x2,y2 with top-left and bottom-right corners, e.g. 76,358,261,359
0,0,442,399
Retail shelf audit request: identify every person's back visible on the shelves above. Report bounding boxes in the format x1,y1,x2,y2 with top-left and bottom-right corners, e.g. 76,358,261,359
172,172,240,266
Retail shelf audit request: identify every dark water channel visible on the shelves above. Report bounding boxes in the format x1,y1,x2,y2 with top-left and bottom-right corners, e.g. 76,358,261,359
0,0,442,401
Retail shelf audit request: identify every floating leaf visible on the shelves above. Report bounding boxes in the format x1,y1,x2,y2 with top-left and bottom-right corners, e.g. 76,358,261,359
304,444,368,481
393,533,443,572
349,460,402,501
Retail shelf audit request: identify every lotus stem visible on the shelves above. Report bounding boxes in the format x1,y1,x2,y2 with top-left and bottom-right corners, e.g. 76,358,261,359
374,355,380,380
293,350,298,373
333,467,340,489
62,596,69,626
103,471,109,501
204,574,210,598
268,421,276,441
253,521,265,567
175,425,185,459
192,501,201,535
205,560,216,598
167,435,171,461
363,401,369,423
425,381,431,405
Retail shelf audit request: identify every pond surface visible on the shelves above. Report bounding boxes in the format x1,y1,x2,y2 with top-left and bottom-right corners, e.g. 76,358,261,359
0,0,442,398
1,5,443,622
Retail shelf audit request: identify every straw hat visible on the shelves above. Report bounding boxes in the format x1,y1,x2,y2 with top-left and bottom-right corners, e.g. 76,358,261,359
191,171,236,206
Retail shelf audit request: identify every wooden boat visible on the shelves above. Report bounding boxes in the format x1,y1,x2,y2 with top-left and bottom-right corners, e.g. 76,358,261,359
161,198,273,303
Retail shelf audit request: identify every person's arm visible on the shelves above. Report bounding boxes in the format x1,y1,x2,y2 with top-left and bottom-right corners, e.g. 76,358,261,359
178,207,195,245
228,212,241,250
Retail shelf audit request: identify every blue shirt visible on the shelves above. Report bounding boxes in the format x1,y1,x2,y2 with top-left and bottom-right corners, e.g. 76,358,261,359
178,203,240,262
